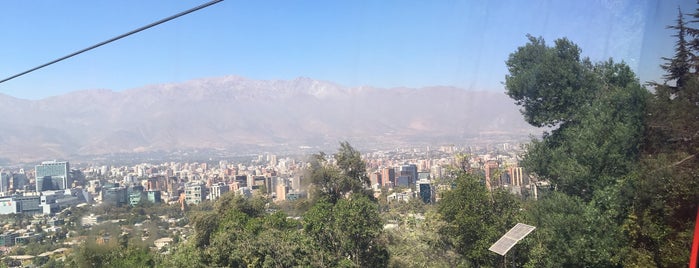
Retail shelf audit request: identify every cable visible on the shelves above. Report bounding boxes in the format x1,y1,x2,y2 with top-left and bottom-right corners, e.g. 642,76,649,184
0,0,224,85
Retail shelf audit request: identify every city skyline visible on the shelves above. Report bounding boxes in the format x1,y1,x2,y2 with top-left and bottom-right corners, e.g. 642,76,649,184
0,0,689,99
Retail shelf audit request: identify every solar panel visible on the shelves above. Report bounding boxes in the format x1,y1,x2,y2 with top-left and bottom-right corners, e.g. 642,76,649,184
488,223,536,256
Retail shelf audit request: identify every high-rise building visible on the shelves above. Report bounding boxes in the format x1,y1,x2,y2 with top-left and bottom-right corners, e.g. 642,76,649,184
185,181,205,205
101,183,127,206
0,173,10,193
11,173,28,192
370,172,382,187
418,180,433,204
269,154,278,167
35,161,70,192
430,166,443,180
234,175,247,188
381,167,395,188
400,164,418,187
209,182,229,201
125,185,146,206
275,177,288,202
147,190,162,203
395,175,411,187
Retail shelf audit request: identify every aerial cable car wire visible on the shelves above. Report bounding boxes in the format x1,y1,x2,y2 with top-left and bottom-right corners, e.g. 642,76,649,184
0,0,224,85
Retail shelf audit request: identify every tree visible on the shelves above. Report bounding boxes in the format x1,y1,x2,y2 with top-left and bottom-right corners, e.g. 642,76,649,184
523,192,624,267
437,172,522,266
304,194,389,267
386,208,465,268
662,7,692,90
333,194,389,267
504,35,598,127
505,35,649,266
308,142,371,203
621,5,699,265
172,194,313,267
303,197,339,266
303,142,389,267
507,36,646,201
164,242,207,268
523,79,645,200
64,239,155,268
335,141,369,186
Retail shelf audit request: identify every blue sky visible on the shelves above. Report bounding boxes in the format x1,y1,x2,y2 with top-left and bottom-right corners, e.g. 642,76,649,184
0,0,692,99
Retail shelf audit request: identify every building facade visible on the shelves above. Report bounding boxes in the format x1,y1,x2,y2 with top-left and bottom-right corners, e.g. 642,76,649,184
399,164,418,187
35,161,70,192
209,182,229,201
381,167,395,188
185,181,205,205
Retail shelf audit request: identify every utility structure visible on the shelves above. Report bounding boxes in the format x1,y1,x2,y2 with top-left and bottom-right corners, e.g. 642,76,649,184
0,0,224,85
489,223,536,265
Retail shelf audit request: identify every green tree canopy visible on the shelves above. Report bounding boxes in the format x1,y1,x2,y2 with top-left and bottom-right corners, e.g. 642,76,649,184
505,35,598,127
308,141,371,203
507,36,646,201
437,172,522,267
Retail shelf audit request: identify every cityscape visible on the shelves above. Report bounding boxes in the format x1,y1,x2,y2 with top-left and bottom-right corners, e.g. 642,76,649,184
0,141,533,266
0,0,695,267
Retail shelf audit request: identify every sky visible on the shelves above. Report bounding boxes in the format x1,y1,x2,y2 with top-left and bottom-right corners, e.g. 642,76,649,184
0,0,693,100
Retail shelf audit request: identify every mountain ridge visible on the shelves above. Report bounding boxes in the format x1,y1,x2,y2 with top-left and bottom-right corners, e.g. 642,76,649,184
0,75,534,163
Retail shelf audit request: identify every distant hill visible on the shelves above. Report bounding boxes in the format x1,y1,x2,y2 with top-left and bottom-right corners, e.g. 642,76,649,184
0,76,535,163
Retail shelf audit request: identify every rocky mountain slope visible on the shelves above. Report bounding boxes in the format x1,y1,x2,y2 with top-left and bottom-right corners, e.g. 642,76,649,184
0,76,534,162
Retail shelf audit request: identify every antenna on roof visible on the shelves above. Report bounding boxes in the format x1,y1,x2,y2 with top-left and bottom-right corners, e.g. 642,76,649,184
0,0,224,85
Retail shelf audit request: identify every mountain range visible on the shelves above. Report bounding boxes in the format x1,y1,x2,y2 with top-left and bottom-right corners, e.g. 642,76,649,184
0,76,535,163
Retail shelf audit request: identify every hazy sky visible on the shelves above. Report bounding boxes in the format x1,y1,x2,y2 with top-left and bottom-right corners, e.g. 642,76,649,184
0,0,692,99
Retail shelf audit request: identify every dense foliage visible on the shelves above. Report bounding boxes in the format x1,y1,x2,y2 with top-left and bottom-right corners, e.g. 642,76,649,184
506,35,646,201
622,7,699,266
501,7,699,267
438,173,522,266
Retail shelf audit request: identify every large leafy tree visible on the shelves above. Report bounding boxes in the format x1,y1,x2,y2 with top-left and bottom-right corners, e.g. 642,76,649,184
504,35,599,127
166,194,314,268
304,194,389,267
308,141,371,203
304,142,389,267
437,172,522,267
523,192,623,267
507,36,646,201
505,36,646,267
522,75,645,200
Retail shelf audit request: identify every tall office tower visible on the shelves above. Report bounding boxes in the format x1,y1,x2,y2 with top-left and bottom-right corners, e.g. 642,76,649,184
269,154,278,167
35,161,70,192
12,173,28,191
0,173,10,193
381,167,395,188
400,164,418,187
370,172,382,186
